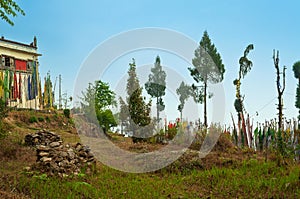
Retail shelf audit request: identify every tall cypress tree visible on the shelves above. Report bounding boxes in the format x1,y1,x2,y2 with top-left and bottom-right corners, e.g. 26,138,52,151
188,31,225,128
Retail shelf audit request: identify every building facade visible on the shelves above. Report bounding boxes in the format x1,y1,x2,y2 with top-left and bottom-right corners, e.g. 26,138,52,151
0,36,42,109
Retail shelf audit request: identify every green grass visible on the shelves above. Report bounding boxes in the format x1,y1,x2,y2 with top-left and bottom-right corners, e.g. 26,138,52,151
15,160,300,198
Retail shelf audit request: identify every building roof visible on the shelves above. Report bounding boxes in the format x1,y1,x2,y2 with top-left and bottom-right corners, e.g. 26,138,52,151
0,36,42,56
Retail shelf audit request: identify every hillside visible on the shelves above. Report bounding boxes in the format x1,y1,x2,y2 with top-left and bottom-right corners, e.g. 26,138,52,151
0,110,299,198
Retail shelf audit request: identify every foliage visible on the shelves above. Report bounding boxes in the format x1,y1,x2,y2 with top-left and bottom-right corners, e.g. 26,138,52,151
176,81,192,120
292,61,300,79
233,44,254,114
145,56,166,122
0,98,8,138
96,109,117,134
15,159,300,198
118,97,129,134
126,58,140,98
29,116,38,123
167,120,179,140
238,44,254,79
80,80,116,134
126,59,152,142
292,61,300,120
128,88,152,135
0,0,25,26
37,116,44,122
81,80,115,120
188,30,225,127
94,80,116,110
63,109,70,118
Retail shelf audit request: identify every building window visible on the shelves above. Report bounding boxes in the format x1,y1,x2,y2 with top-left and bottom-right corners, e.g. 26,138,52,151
5,57,10,67
27,61,32,70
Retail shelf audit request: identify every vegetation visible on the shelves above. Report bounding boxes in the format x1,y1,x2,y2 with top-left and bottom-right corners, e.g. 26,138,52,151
80,80,117,135
176,81,192,122
273,50,286,131
233,44,254,146
0,0,25,26
293,61,300,120
145,56,166,124
188,30,225,128
0,113,299,198
126,59,152,142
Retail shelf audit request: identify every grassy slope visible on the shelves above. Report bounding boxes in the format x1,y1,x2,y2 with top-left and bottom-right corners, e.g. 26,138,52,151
0,110,299,198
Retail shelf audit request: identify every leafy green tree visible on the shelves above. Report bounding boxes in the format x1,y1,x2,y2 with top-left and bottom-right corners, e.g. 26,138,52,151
96,109,117,135
126,59,152,142
293,61,300,120
145,56,166,124
81,80,116,135
94,80,116,110
188,30,225,127
0,0,25,25
176,81,192,122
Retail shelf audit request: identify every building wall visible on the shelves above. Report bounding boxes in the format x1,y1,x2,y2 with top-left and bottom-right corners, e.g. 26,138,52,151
0,38,42,110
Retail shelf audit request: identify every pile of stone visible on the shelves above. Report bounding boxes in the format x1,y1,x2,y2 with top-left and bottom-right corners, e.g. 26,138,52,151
25,130,96,177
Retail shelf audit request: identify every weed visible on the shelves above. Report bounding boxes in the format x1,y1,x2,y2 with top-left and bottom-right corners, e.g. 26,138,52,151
63,109,70,118
29,116,38,123
37,116,44,122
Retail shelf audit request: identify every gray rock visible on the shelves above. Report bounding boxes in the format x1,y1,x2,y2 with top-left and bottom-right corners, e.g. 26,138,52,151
50,142,60,148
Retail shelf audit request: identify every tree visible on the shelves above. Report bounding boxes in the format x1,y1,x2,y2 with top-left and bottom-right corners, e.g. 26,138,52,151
273,50,286,131
81,80,117,135
145,55,166,124
0,0,25,26
96,109,117,135
188,30,225,128
80,82,96,123
176,81,192,122
127,58,140,98
126,59,152,142
119,97,129,134
292,61,300,120
233,44,254,147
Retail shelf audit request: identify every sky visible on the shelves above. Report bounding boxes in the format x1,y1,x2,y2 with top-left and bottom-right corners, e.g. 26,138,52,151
1,0,300,127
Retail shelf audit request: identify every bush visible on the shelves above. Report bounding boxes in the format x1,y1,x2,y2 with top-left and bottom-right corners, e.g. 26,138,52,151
63,109,70,118
38,117,44,122
29,116,38,123
45,116,51,123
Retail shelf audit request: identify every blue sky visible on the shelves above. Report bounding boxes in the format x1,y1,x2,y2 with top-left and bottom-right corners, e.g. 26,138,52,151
1,0,300,126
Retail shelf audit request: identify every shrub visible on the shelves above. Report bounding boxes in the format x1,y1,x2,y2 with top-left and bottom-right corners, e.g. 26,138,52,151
63,109,70,118
29,116,38,123
38,117,45,122
45,116,51,123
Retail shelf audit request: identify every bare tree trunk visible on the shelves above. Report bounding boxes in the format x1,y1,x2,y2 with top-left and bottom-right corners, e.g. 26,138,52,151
156,96,159,125
273,50,286,131
204,81,207,128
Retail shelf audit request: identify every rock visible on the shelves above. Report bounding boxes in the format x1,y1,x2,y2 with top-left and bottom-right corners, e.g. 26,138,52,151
40,157,52,162
24,166,31,171
39,152,49,157
50,142,60,148
60,151,68,157
37,145,49,151
25,130,96,177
